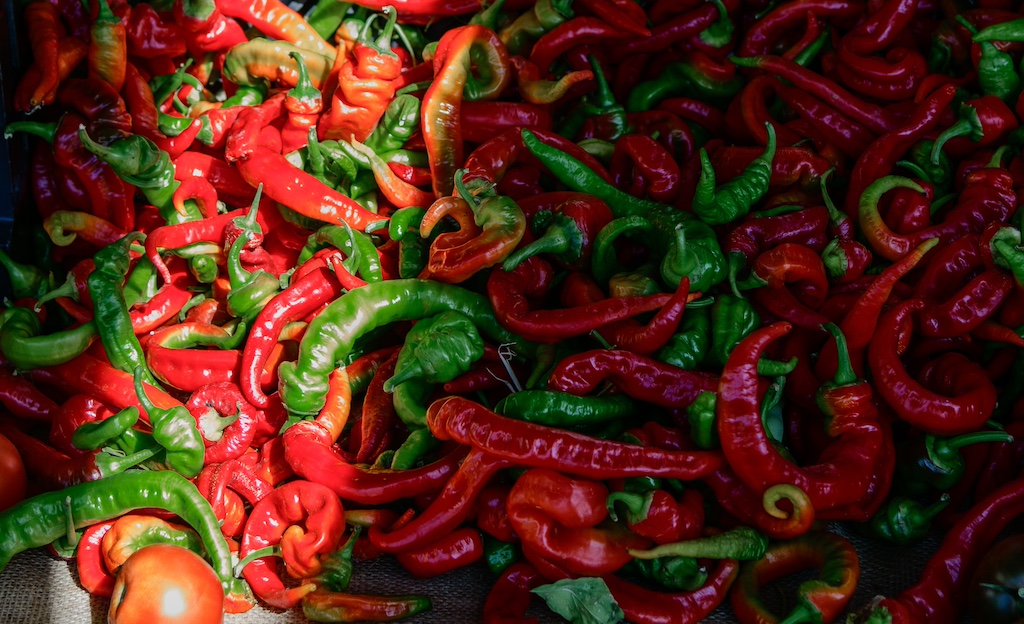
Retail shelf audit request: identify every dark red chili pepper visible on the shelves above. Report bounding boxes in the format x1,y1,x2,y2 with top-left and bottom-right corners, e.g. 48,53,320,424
482,560,544,624
486,256,673,343
604,557,739,624
617,4,720,55
530,17,634,74
868,299,999,436
88,0,128,93
395,526,484,578
547,347,718,409
609,134,683,203
426,395,726,481
354,350,401,465
124,3,187,59
738,0,862,56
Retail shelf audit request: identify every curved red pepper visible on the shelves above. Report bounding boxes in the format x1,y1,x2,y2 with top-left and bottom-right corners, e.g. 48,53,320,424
868,299,999,435
395,526,484,578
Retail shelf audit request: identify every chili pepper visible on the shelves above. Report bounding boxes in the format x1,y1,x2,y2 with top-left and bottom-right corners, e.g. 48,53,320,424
731,530,859,624
628,52,743,113
22,0,63,111
131,367,205,477
607,488,705,545
278,278,524,417
482,560,543,623
496,390,637,427
0,306,97,370
930,97,1018,167
422,25,510,198
868,299,999,436
355,350,401,465
505,467,651,579
14,34,88,113
502,194,612,271
856,479,1024,624
236,479,345,608
604,555,737,624
124,3,186,59
219,0,334,58
896,428,1014,497
88,0,127,93
487,255,673,343
0,470,236,595
618,4,721,56
918,268,1014,338
145,321,244,393
745,243,832,330
0,366,59,423
277,51,323,155
546,348,718,410
510,56,592,106
609,134,683,204
719,322,889,519
865,494,952,546
706,292,759,369
101,513,206,574
346,138,435,209
692,123,776,226
41,211,127,249
385,311,486,396
234,146,388,233
76,520,116,597
282,419,470,504
301,587,432,622
172,0,247,53
723,206,831,294
560,55,632,143
498,0,570,54
957,15,1022,102
417,172,526,283
426,395,726,480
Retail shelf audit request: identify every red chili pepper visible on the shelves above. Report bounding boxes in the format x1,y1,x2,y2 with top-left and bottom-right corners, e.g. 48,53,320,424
184,382,261,465
617,5,720,55
394,526,484,578
604,557,739,624
482,560,544,624
172,0,248,53
427,395,726,480
486,256,673,343
218,0,334,57
0,365,60,422
240,258,346,408
738,0,862,56
719,322,890,520
47,394,114,457
238,479,345,608
529,17,634,74
506,467,650,580
547,347,718,409
282,420,469,505
868,299,999,436
607,488,705,545
609,134,683,203
354,350,401,465
76,520,117,597
423,25,511,198
829,45,930,101
22,0,64,111
368,448,512,554
124,3,187,59
701,468,817,539
122,63,202,160
774,82,876,157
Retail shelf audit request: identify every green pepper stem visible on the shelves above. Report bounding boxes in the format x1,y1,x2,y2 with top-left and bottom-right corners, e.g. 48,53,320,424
822,323,856,386
3,121,57,143
940,429,1014,451
930,106,981,166
775,601,823,624
606,490,651,524
233,545,282,577
501,223,574,270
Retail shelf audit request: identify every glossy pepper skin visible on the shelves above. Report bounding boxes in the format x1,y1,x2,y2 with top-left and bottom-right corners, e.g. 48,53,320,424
731,530,860,624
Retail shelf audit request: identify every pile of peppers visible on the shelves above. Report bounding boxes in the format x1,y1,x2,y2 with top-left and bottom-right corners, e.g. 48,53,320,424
6,0,1024,621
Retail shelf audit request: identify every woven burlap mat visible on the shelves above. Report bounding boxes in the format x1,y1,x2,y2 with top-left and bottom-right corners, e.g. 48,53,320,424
0,522,953,624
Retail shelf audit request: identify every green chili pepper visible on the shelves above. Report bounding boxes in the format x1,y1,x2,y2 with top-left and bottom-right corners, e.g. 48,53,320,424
388,207,429,278
707,292,761,368
0,470,236,593
278,279,530,417
627,55,743,112
895,429,1014,496
629,527,769,561
483,534,520,575
691,123,777,226
864,494,951,546
305,0,352,41
699,0,734,48
390,428,441,470
499,0,572,55
685,391,718,450
385,311,485,391
225,190,282,322
133,367,205,478
656,307,711,371
88,233,161,387
521,129,665,219
364,93,421,153
897,140,952,195
299,222,383,283
0,306,97,369
495,390,638,428
960,15,1022,102
77,129,203,224
623,556,709,592
71,406,142,451
0,249,52,299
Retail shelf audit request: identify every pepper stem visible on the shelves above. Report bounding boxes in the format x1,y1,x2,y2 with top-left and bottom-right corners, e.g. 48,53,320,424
822,323,856,386
63,496,78,550
929,105,981,167
3,121,57,143
775,601,823,624
501,220,575,271
940,429,1014,451
606,490,651,524
819,168,849,231
233,545,282,577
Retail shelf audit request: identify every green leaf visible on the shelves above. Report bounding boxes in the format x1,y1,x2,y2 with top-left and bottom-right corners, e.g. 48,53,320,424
531,577,624,624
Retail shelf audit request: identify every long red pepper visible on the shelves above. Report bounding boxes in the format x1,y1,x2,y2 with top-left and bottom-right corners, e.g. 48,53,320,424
426,395,726,480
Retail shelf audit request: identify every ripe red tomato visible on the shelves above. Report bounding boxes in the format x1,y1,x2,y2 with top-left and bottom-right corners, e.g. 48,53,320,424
108,544,225,624
969,534,1024,624
0,432,27,512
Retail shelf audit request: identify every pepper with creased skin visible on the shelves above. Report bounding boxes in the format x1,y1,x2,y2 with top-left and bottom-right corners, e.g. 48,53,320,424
418,171,526,285
88,0,127,93
496,390,638,428
224,194,281,323
604,556,739,624
427,395,726,481
896,429,1014,498
628,51,743,113
547,348,718,410
502,194,613,272
607,488,705,545
385,310,485,394
692,123,776,226
133,367,205,478
505,467,651,580
0,306,97,370
731,531,860,624
237,479,345,609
